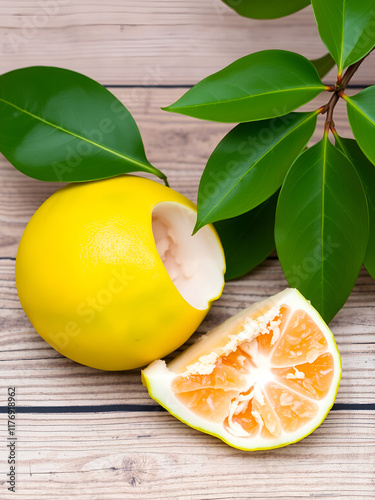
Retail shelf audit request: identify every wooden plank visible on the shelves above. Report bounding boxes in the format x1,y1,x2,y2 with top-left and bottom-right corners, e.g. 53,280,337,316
0,86,358,233
0,411,373,499
0,1,374,86
0,4,374,498
0,87,374,410
0,257,374,406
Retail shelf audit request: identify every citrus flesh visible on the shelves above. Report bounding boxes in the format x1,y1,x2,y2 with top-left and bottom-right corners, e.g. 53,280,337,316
142,288,341,450
16,176,225,370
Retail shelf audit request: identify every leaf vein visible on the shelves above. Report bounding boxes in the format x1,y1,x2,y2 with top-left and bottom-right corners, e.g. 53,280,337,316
0,97,154,175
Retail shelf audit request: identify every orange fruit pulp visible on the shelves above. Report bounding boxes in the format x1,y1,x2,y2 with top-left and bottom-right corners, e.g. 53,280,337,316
142,289,342,450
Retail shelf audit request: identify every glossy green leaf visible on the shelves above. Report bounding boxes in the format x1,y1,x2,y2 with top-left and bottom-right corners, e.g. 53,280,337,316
275,136,369,323
214,191,278,280
221,0,310,19
310,53,336,79
163,51,326,123
345,87,375,167
0,66,167,183
195,111,318,231
311,0,375,74
335,134,375,278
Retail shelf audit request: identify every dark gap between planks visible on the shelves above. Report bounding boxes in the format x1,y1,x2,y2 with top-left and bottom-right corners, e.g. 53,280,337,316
0,403,374,414
102,84,368,89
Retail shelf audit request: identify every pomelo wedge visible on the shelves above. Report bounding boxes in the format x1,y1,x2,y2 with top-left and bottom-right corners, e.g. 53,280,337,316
142,288,341,450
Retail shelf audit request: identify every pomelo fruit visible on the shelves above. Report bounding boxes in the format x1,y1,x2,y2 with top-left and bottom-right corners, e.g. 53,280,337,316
142,288,341,450
16,176,225,370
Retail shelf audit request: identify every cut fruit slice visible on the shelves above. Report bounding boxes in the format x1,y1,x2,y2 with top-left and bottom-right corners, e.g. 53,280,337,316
142,288,341,450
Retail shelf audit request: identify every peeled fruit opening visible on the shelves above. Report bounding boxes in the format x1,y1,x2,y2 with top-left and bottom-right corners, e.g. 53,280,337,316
143,289,342,450
152,202,225,310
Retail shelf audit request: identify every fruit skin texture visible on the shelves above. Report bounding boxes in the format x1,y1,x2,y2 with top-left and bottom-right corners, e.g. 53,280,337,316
16,176,225,371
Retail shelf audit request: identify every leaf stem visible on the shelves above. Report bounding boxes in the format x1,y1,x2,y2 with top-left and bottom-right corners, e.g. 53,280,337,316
162,175,170,187
330,123,339,139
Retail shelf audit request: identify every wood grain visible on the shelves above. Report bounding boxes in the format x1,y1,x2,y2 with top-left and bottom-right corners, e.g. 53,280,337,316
0,1,374,86
0,6,374,498
0,88,374,471
0,256,374,407
0,412,374,499
0,87,358,234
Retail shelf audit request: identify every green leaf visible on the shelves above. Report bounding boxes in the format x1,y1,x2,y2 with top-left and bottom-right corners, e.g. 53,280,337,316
0,66,167,183
195,111,318,231
221,0,310,20
214,191,279,280
311,0,375,74
343,86,375,168
275,136,369,323
335,134,375,279
345,87,375,166
163,50,326,123
310,53,336,79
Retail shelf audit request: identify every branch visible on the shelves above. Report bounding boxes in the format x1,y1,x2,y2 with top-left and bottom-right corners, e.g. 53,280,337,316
320,48,374,133
339,47,374,88
322,92,340,133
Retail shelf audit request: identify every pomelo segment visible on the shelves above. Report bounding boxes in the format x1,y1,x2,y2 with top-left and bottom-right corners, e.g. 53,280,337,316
142,288,341,450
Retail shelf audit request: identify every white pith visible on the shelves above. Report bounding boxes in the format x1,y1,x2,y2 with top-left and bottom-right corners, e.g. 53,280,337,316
152,201,225,310
143,288,342,450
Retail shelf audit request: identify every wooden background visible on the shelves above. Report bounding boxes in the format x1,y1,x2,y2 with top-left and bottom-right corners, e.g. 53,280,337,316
0,1,374,498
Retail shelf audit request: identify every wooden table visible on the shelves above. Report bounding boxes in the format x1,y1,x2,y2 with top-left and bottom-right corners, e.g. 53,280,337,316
0,2,374,498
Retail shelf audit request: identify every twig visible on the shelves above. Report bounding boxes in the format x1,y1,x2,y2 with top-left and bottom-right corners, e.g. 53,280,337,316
320,48,374,133
338,47,374,87
321,92,340,133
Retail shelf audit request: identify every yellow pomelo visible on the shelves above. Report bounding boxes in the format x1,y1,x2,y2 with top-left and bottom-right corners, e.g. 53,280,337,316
16,176,225,370
142,288,341,450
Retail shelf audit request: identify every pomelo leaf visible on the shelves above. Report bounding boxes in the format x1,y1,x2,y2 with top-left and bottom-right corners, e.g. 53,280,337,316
275,137,369,323
195,111,318,231
311,0,375,74
214,191,278,280
345,87,375,166
310,53,336,79
221,0,310,19
0,66,167,184
335,134,375,279
163,51,326,123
